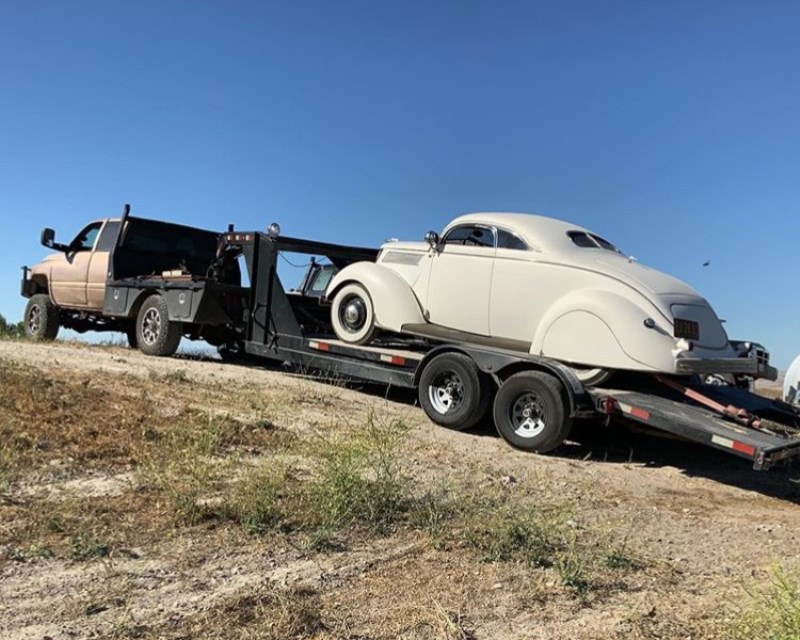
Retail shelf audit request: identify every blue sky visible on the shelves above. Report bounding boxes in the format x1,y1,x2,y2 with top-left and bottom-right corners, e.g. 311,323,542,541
1,1,799,367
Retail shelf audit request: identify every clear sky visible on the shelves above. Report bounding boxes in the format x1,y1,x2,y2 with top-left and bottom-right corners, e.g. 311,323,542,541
1,1,798,367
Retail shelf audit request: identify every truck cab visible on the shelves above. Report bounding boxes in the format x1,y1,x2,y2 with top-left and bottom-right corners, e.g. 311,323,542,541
21,207,246,356
30,219,117,310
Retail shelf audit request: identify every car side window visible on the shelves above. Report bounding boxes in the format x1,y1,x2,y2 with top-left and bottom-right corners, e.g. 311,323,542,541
70,223,102,252
567,230,621,253
443,225,495,248
497,229,529,250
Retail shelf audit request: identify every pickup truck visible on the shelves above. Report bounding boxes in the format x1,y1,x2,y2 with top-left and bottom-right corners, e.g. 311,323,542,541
21,205,247,356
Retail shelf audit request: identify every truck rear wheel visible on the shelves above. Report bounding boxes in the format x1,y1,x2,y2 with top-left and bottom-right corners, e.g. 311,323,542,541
418,352,490,431
493,371,571,452
24,294,60,341
136,295,182,357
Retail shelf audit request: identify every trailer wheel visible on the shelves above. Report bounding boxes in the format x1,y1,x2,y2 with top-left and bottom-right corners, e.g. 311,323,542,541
136,295,182,357
331,283,378,345
24,294,60,341
493,371,571,452
418,353,490,431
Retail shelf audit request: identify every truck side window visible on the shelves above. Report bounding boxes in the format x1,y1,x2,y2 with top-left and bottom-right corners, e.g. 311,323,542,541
70,223,103,252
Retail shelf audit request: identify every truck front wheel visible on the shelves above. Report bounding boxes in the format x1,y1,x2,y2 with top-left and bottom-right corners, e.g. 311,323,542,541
136,295,182,357
24,294,60,341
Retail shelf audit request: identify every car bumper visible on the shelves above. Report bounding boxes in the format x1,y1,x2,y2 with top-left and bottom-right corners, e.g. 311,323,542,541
675,343,777,381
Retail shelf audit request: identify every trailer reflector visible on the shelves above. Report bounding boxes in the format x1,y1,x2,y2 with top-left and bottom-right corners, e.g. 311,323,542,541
380,354,406,366
617,401,650,421
308,340,330,352
711,435,756,457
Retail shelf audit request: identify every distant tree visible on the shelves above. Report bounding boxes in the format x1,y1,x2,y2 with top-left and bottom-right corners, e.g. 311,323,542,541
0,313,25,338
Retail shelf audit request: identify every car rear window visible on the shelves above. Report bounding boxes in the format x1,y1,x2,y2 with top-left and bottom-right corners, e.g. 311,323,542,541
567,230,621,253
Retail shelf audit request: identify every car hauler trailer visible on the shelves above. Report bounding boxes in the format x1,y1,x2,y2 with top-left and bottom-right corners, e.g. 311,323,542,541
216,227,800,471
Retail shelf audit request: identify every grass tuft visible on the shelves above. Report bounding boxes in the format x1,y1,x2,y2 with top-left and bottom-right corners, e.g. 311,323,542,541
305,411,410,535
728,565,800,640
459,497,565,567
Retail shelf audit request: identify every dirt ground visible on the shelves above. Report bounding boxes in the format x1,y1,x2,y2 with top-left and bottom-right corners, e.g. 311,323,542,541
1,340,799,639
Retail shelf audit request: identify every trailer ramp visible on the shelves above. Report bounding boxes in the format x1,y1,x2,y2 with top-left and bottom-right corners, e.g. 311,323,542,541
589,385,800,470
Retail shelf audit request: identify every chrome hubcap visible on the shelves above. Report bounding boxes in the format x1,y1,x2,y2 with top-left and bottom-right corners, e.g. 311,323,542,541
141,308,161,345
510,392,546,438
27,305,42,333
428,373,464,415
341,297,367,331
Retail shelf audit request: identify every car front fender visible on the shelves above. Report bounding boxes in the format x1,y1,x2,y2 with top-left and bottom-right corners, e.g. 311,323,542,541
531,289,678,372
326,262,425,331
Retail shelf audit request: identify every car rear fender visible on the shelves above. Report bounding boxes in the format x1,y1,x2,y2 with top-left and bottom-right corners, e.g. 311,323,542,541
531,289,678,372
326,262,425,331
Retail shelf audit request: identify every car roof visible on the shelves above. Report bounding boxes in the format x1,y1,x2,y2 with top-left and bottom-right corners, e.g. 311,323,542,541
444,212,598,251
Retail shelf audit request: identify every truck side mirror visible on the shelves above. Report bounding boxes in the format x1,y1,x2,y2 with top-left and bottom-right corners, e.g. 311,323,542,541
41,228,68,252
424,231,440,248
41,228,56,248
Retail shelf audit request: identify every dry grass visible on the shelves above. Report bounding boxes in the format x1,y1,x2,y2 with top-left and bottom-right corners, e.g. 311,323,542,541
0,348,744,640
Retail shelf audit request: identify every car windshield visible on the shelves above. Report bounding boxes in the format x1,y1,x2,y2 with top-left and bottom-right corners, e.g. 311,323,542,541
567,230,622,254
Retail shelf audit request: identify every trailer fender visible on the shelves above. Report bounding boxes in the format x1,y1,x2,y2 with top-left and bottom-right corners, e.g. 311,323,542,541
326,262,425,332
531,289,676,372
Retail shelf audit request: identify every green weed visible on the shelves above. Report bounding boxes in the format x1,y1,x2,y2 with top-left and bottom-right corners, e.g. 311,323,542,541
728,565,800,640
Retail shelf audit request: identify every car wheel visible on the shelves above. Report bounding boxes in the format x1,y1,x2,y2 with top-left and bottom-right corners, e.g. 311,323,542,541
418,352,490,431
493,371,571,452
136,295,182,357
24,294,60,341
570,366,613,387
330,283,379,345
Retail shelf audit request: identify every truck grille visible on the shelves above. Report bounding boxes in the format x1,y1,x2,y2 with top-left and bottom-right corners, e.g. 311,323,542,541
674,318,699,341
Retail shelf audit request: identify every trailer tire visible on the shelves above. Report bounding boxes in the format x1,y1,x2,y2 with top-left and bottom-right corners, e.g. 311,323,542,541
418,353,490,431
24,294,60,341
493,371,571,452
136,295,182,357
330,283,378,345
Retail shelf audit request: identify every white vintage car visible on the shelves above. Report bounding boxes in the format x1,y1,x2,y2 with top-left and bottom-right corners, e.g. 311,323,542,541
325,212,776,385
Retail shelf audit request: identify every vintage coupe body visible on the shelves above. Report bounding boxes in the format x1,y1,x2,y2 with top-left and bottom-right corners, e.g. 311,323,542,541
325,212,776,384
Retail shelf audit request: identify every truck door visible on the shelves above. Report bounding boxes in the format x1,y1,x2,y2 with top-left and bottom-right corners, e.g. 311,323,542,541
86,220,121,309
49,222,103,308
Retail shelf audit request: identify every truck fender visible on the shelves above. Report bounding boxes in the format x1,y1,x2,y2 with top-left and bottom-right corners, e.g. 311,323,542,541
530,289,677,372
326,262,425,332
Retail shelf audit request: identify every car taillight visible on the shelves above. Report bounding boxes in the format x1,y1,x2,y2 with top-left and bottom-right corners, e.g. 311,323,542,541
673,318,700,341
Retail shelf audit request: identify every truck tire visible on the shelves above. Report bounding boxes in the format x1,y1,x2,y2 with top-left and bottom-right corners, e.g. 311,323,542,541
24,294,60,341
418,352,490,431
136,295,182,357
493,371,571,452
330,283,378,345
